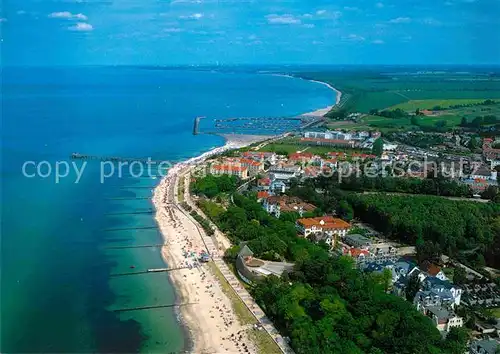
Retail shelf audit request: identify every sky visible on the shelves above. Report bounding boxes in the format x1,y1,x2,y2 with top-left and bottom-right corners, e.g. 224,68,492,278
1,0,499,66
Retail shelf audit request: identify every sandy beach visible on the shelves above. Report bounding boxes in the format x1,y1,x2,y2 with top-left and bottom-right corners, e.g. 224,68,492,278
152,138,267,353
269,73,342,117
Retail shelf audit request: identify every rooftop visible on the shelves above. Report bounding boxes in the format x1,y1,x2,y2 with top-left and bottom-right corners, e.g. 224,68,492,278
297,216,351,229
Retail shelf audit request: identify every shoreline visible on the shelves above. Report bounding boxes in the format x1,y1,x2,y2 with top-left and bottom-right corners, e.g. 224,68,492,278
152,138,265,353
269,73,342,117
151,74,343,352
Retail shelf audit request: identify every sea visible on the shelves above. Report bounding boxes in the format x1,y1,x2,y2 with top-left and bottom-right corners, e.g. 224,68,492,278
1,66,336,353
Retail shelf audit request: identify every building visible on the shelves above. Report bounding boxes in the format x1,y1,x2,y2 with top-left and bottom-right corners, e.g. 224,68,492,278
300,137,356,149
344,234,372,249
235,245,294,284
407,262,449,282
414,291,455,313
462,282,500,308
421,276,462,307
424,306,463,333
469,339,500,354
296,216,351,238
262,195,316,218
210,164,249,179
239,158,264,176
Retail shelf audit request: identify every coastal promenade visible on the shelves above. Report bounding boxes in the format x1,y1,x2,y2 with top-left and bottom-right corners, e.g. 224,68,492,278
178,169,294,354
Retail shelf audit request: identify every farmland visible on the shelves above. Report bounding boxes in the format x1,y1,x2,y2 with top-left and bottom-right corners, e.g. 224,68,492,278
297,67,500,114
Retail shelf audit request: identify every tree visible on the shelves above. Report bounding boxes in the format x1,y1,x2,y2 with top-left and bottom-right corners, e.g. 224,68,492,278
405,273,421,302
372,138,384,157
411,115,420,126
442,327,469,354
453,266,467,285
417,240,441,264
460,117,468,127
338,200,354,221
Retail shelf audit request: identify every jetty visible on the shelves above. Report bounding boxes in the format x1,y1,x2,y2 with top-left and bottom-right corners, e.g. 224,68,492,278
105,209,154,216
110,266,189,277
103,226,158,232
70,153,165,164
104,244,164,250
113,302,196,313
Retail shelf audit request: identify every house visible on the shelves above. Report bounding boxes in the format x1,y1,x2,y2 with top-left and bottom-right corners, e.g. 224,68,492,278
262,195,316,218
210,164,249,179
242,151,277,164
469,339,500,354
344,234,372,249
296,216,351,238
269,180,287,194
257,178,271,191
239,158,264,176
257,191,270,202
300,137,356,149
407,262,448,282
235,245,294,285
425,306,463,333
421,276,462,307
288,152,315,164
342,247,370,265
414,291,455,312
308,232,336,248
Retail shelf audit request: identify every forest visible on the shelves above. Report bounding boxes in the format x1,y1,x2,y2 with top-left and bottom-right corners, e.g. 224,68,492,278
252,254,469,354
287,176,500,268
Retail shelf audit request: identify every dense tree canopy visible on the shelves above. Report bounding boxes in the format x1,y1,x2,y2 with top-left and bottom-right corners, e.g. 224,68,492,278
252,253,466,354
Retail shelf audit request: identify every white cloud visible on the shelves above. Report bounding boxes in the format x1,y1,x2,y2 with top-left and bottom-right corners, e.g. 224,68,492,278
0,18,7,22
49,11,88,20
17,10,27,15
266,14,301,25
179,13,203,20
316,10,327,15
376,2,384,8
68,22,93,31
303,23,315,28
389,17,411,24
344,6,359,11
372,39,385,44
302,13,313,18
343,34,365,42
248,34,257,40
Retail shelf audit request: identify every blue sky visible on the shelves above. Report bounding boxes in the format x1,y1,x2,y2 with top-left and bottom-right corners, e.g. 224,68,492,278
2,0,499,65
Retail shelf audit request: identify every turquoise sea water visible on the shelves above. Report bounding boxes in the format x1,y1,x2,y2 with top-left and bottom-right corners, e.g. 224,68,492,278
1,67,335,353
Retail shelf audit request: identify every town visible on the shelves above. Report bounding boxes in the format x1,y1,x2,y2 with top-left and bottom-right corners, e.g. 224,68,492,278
187,127,500,354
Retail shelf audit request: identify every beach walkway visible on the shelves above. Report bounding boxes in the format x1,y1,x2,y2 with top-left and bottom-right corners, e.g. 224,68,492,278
178,170,294,354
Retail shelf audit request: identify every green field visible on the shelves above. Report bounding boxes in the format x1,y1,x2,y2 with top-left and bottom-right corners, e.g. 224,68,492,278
389,99,493,110
297,69,500,114
256,136,366,155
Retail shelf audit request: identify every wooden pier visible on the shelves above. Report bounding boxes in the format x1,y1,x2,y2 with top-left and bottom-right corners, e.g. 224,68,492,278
106,197,151,201
103,226,158,232
104,244,164,250
105,210,154,216
113,302,197,313
70,153,165,164
110,266,189,277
